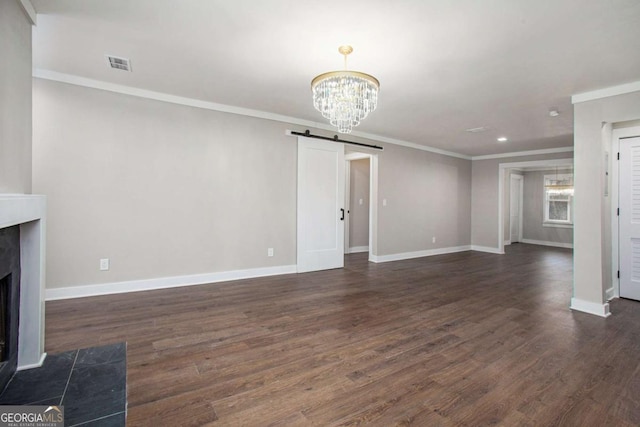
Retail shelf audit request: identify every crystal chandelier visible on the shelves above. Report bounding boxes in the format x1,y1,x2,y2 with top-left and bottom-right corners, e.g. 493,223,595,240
311,46,379,134
545,168,574,195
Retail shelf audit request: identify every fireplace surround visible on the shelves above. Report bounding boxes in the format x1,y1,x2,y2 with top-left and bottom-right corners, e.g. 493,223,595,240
0,226,21,391
0,195,47,380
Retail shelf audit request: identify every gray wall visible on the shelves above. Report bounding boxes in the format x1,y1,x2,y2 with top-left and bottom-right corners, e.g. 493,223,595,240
522,170,573,245
377,143,471,255
33,79,473,289
574,91,640,305
0,0,32,193
471,150,574,250
349,158,370,249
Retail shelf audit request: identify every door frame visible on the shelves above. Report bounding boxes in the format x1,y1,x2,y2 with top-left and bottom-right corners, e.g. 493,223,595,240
509,174,524,243
611,125,640,299
498,159,573,254
344,152,373,256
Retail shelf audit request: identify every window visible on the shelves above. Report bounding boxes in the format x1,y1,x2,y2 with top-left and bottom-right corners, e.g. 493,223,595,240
544,173,573,226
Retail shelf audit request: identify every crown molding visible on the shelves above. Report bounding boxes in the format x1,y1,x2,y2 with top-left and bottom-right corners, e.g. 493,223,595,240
33,69,577,162
18,0,36,25
572,80,640,104
471,146,574,161
33,69,472,160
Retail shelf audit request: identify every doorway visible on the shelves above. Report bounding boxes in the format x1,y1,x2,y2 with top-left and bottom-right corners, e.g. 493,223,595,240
612,125,640,300
498,159,574,254
296,136,379,272
344,154,371,255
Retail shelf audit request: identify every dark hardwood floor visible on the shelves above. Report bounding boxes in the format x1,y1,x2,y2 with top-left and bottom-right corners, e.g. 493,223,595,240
45,244,640,426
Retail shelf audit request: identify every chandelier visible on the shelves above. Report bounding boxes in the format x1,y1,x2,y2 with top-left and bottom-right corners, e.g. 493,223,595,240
311,46,379,134
545,168,574,195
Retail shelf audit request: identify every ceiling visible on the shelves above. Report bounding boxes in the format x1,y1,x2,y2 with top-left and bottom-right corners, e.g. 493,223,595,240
30,0,640,157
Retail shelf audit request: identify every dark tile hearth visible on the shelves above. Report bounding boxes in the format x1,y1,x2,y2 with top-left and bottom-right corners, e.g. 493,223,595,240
0,342,127,426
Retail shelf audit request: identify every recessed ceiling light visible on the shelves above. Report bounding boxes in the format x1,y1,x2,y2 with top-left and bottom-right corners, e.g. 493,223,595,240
466,126,490,133
497,137,508,142
549,110,560,117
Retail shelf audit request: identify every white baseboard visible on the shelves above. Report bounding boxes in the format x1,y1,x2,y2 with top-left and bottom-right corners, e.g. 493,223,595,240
570,298,611,317
605,287,616,301
17,352,46,371
370,245,471,263
348,246,369,253
470,245,504,255
46,264,297,301
520,238,573,249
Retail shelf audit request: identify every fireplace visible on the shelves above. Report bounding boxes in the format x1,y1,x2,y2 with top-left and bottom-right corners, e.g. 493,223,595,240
0,275,9,361
0,226,21,391
0,195,47,381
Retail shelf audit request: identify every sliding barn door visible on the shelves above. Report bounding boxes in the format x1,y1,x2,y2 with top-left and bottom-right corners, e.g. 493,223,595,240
620,136,640,300
297,137,345,273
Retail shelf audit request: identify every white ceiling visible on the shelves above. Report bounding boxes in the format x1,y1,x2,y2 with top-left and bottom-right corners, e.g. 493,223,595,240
31,0,640,156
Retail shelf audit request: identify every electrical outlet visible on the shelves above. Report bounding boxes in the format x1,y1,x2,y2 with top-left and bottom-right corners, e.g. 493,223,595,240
432,237,436,244
99,258,110,271
268,248,274,257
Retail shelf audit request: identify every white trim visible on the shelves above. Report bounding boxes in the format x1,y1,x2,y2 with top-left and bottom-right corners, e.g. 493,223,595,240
18,0,36,25
472,147,573,161
570,298,611,317
612,127,620,299
498,159,574,255
17,353,47,372
348,246,369,253
471,245,504,254
509,174,524,243
350,132,470,160
543,223,573,229
513,166,572,172
45,264,297,301
0,194,47,370
572,80,640,104
520,238,573,249
605,287,616,302
370,245,471,263
34,69,329,128
345,152,370,161
611,126,640,300
344,159,351,254
369,154,379,261
33,69,470,160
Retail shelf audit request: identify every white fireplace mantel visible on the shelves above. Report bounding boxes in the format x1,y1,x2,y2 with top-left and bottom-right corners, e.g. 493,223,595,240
0,194,47,370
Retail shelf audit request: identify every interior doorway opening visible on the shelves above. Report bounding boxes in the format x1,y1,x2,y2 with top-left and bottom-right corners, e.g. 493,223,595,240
498,159,574,254
344,151,377,262
296,133,380,272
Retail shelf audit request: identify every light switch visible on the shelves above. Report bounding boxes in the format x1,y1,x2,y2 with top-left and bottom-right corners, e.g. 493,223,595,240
359,198,363,205
383,199,387,206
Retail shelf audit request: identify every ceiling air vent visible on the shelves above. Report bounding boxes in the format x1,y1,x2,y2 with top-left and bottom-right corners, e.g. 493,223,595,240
105,55,131,72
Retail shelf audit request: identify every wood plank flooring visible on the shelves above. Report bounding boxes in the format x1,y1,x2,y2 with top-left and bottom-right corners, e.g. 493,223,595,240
45,244,640,426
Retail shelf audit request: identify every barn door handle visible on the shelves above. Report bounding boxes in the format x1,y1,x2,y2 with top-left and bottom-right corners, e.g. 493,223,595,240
340,208,345,221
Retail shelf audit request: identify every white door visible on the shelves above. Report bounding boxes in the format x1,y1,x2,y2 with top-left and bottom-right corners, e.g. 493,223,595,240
510,175,523,243
297,137,345,272
620,136,640,300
